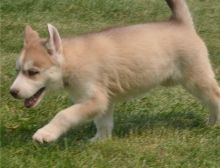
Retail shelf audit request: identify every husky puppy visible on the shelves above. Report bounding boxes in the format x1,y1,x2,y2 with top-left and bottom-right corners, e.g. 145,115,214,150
10,0,220,143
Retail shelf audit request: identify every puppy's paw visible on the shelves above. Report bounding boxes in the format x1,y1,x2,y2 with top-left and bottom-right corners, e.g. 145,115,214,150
89,133,112,143
89,135,100,143
32,125,60,143
207,115,217,127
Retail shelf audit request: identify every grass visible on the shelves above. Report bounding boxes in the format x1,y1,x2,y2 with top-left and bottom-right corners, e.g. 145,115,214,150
1,0,220,167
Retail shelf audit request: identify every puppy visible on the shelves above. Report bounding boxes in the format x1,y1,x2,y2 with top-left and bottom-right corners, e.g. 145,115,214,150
10,0,220,143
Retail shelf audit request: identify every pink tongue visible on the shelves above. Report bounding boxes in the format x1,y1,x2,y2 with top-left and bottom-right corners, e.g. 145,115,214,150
24,96,38,108
23,87,45,108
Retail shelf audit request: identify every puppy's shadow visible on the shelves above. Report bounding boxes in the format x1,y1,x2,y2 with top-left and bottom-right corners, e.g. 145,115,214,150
1,109,206,148
69,108,206,141
113,110,205,138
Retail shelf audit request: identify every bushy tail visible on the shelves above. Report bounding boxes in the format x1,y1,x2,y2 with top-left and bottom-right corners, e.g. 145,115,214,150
165,0,194,28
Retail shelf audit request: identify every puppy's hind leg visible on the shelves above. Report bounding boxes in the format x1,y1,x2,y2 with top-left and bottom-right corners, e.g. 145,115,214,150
90,105,114,142
182,69,220,126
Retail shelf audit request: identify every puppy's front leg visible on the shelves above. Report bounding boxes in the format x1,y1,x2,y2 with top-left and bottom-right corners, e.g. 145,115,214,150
33,89,108,143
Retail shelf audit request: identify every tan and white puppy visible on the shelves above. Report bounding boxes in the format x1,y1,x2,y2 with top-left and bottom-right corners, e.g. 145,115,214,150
10,0,220,143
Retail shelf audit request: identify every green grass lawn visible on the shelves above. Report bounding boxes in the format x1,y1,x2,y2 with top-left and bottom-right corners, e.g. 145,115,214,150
1,0,220,167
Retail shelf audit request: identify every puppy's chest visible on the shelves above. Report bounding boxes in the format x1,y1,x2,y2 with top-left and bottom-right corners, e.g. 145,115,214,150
63,78,88,102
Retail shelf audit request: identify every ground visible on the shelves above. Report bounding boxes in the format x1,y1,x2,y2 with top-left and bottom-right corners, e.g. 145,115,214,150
1,0,220,167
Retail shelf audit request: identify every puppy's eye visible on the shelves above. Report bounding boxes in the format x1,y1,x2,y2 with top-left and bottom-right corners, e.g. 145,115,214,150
27,69,39,76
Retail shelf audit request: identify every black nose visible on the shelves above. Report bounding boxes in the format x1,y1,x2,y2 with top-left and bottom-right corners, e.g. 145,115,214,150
10,89,19,98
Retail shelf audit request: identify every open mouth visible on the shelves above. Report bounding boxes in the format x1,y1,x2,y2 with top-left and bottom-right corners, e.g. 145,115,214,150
24,87,46,108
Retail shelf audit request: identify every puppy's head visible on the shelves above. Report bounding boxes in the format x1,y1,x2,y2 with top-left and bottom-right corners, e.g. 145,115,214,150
10,24,64,108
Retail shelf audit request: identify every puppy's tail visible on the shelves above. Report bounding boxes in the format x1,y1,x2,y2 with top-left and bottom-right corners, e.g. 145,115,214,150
165,0,194,28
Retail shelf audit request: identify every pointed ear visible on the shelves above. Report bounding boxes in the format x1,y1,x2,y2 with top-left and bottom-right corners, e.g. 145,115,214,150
47,24,62,55
24,25,40,45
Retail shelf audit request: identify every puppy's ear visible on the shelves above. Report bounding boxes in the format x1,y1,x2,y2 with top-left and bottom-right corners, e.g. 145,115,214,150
24,25,39,45
47,24,63,55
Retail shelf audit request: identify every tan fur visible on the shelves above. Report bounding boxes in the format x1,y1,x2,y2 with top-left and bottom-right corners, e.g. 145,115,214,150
10,0,220,143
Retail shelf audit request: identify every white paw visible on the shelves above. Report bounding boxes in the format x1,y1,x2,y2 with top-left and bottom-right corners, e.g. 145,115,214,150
89,133,112,143
32,125,60,143
207,115,217,126
89,135,100,143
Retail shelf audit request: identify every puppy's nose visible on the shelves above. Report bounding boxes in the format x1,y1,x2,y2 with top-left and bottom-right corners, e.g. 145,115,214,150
10,89,19,98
